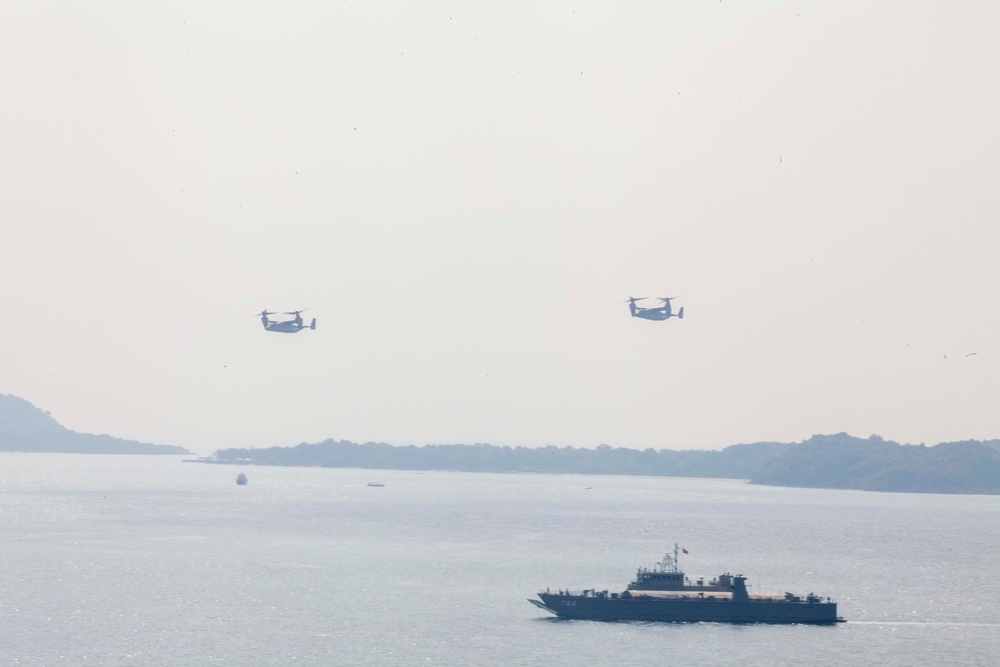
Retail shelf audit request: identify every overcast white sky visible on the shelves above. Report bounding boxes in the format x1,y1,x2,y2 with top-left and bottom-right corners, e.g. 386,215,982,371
3,1,999,454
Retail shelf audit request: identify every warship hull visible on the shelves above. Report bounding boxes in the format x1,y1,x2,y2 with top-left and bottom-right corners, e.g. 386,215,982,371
533,593,839,624
531,544,842,625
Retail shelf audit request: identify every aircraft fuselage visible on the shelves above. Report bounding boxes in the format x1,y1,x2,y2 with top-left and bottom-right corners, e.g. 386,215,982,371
634,310,671,320
260,314,315,333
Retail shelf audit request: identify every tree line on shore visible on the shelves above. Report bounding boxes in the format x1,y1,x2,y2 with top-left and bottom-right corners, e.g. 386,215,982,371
212,432,1000,495
5,391,997,494
0,393,188,454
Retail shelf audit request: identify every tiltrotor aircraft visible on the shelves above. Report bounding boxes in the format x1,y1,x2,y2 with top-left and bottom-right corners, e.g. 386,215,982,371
255,309,316,333
624,296,684,321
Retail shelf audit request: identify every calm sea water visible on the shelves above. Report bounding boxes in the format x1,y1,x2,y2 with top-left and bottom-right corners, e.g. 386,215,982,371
0,454,997,666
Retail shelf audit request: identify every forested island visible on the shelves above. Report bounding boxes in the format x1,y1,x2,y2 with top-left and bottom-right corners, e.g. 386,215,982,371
7,390,996,494
0,393,189,454
207,433,1000,495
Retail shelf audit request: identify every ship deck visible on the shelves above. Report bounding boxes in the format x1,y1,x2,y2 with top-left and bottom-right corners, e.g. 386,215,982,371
628,591,791,601
549,590,797,602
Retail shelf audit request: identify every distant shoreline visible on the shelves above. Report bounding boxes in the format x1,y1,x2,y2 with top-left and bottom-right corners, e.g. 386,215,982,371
0,394,190,455
184,457,751,482
197,435,1000,495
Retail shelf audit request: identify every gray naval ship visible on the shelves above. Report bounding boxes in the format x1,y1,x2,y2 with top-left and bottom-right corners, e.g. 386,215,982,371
530,545,842,624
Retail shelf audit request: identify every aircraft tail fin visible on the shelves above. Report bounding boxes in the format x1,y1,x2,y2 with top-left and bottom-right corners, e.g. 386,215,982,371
677,307,684,319
310,318,317,330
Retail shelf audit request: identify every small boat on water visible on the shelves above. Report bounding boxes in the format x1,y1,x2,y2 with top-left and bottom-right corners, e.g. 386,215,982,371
367,482,384,487
236,473,248,486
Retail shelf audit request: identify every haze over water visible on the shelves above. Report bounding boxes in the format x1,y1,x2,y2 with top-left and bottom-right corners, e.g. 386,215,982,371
5,4,997,663
3,2,1000,452
1,454,997,666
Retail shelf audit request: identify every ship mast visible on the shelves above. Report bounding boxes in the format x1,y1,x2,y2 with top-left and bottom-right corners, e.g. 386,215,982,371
655,543,682,573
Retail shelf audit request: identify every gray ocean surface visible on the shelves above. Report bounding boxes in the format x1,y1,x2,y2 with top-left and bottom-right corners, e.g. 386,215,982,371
1,454,998,666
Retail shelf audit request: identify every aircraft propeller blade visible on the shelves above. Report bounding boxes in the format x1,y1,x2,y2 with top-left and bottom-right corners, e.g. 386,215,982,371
619,296,650,303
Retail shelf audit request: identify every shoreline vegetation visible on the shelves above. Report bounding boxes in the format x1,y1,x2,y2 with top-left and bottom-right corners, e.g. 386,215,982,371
5,393,998,494
205,433,1000,495
0,394,189,455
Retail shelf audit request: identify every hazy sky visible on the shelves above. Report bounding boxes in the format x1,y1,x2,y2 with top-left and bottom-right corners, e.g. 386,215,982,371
3,1,998,454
